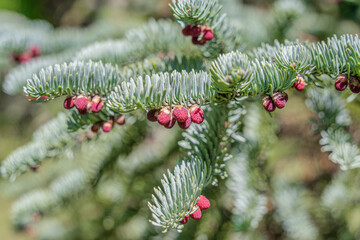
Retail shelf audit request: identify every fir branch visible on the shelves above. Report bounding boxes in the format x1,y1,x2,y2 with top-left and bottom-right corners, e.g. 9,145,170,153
118,127,180,176
0,113,80,180
3,50,73,95
320,129,360,170
305,87,351,131
11,170,88,227
74,19,198,64
148,158,207,233
169,0,222,25
10,116,147,227
226,105,267,232
149,104,243,231
24,60,122,100
211,34,360,97
305,86,359,170
107,70,214,113
273,180,319,240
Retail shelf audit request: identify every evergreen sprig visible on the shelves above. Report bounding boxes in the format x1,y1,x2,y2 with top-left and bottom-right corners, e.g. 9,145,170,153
107,70,214,113
148,158,207,233
148,105,243,231
169,0,222,25
24,60,121,101
0,113,79,180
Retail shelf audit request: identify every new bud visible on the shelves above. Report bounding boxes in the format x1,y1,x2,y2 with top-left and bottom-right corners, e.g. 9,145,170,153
335,74,348,91
30,46,41,57
75,95,90,115
91,123,101,133
272,91,288,109
157,107,171,126
203,28,214,41
262,95,276,112
147,109,159,122
91,96,104,113
173,105,189,123
179,215,189,224
182,25,192,36
114,115,125,125
164,118,176,129
196,195,210,210
190,208,202,220
189,105,205,124
178,117,192,130
19,52,31,63
292,75,306,91
349,76,360,93
190,26,201,37
102,120,114,133
64,96,75,109
192,36,207,45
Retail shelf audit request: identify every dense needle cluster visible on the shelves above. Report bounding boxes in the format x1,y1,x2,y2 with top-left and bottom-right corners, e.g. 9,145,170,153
147,104,204,129
182,25,214,45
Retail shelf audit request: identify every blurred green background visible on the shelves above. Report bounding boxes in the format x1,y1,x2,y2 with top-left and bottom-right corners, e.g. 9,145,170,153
1,0,360,239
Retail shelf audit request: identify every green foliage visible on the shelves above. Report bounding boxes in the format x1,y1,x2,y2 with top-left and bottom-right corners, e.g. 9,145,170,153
169,0,222,25
3,0,360,239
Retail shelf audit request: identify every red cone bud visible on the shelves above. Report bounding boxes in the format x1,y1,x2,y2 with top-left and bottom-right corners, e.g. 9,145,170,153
292,75,306,91
173,105,189,123
179,215,189,224
272,91,288,109
178,117,192,129
91,123,101,133
335,74,348,91
75,95,90,115
19,52,31,63
262,95,276,112
203,28,214,41
157,107,171,126
190,26,201,37
190,208,202,220
12,52,20,62
182,25,192,36
64,96,75,109
147,109,159,122
196,195,210,210
91,96,104,113
30,46,41,57
114,115,125,125
102,120,113,133
31,165,40,172
349,76,360,93
164,118,176,129
189,105,204,124
192,36,207,45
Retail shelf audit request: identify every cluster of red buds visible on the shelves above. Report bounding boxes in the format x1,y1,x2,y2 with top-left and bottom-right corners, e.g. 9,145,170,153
292,74,306,91
147,104,204,129
64,95,104,115
180,195,210,224
182,25,214,45
12,45,41,63
262,91,288,112
335,74,360,93
90,115,125,134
